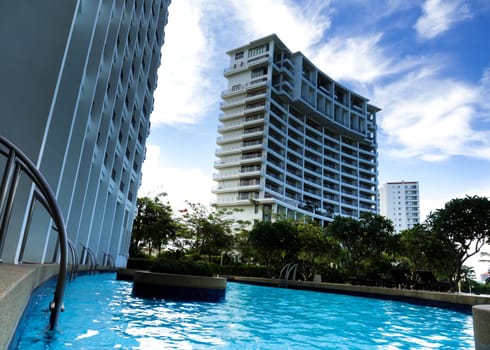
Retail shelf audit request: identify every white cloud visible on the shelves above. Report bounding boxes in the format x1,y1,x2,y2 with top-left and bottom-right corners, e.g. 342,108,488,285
415,0,472,39
139,145,215,211
151,0,333,128
151,0,218,126
309,33,425,85
375,67,490,161
228,0,332,52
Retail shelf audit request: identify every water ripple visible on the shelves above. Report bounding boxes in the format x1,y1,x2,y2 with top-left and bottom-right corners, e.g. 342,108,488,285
14,274,474,349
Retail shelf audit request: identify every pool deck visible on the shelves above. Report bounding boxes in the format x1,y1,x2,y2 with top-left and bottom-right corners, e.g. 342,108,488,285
2,265,490,349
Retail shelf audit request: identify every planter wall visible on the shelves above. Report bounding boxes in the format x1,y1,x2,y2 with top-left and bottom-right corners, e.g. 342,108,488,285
132,271,226,302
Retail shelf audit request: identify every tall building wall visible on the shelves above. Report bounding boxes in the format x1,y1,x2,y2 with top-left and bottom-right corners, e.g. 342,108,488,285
0,0,170,267
213,35,379,226
379,181,420,232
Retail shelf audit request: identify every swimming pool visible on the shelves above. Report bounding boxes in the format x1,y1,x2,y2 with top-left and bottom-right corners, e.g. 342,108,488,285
12,273,474,349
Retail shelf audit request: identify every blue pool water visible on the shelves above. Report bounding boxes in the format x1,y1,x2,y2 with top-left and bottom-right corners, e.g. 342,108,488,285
12,273,474,349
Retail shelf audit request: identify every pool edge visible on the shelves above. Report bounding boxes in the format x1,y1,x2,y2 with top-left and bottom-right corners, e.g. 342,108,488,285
0,264,59,350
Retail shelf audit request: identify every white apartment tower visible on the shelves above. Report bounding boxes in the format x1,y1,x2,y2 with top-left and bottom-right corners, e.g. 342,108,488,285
0,0,170,267
213,35,380,226
379,181,420,232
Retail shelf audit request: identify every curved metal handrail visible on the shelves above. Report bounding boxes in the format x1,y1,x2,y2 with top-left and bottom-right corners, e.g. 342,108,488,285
67,239,79,281
103,252,115,270
279,263,298,288
0,135,68,330
80,243,97,272
86,247,97,272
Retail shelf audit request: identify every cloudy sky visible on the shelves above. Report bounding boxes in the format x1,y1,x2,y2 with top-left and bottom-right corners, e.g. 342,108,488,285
141,1,490,274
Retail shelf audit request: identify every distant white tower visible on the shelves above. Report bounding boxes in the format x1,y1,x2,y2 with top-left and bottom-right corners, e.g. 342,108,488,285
379,181,420,232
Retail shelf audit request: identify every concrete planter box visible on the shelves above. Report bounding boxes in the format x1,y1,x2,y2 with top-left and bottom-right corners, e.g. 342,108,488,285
132,271,226,302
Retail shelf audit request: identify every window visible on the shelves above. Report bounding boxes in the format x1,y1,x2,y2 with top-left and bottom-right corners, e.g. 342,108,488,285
251,67,267,78
248,44,269,57
235,51,244,59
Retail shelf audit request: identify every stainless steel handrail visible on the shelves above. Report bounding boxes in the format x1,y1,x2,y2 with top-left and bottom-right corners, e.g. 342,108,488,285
103,252,115,269
279,263,298,288
80,243,97,272
86,247,97,272
67,239,79,281
0,135,68,330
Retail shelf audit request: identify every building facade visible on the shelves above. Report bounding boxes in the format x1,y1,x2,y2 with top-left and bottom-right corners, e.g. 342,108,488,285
213,35,379,226
379,181,420,232
0,0,170,267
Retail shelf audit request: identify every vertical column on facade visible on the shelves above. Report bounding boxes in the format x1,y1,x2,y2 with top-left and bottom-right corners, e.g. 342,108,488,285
71,2,114,257
57,0,102,249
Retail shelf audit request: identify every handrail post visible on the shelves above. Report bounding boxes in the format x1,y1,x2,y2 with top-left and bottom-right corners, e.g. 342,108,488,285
87,247,97,271
0,152,21,260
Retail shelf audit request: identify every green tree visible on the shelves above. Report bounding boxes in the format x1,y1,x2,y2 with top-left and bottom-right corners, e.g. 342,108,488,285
296,222,339,280
247,219,299,276
426,195,490,290
178,202,243,260
359,213,396,272
399,225,429,270
327,213,395,277
131,194,177,257
398,224,455,282
326,216,363,276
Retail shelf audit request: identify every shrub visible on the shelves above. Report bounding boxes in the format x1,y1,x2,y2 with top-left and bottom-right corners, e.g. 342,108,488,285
127,257,154,270
218,264,269,278
473,283,490,295
151,256,214,277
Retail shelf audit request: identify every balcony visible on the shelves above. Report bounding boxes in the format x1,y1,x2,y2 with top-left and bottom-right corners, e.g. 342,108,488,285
217,120,243,132
215,145,241,156
216,132,243,145
219,108,246,122
213,170,240,180
213,180,262,194
220,97,245,110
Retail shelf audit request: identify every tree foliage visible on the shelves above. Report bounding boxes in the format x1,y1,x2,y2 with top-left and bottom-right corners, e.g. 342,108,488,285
326,213,396,277
247,219,299,276
130,194,177,257
425,195,490,289
177,202,246,259
129,192,490,289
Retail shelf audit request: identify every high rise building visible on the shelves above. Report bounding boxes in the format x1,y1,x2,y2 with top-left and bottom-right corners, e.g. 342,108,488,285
0,0,170,267
379,181,420,232
213,35,379,226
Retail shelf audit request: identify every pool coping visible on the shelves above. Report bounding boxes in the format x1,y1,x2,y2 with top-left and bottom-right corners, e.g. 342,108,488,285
0,264,59,350
0,263,114,349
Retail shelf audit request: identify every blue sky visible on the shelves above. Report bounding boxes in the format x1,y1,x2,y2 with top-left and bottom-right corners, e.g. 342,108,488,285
141,0,490,275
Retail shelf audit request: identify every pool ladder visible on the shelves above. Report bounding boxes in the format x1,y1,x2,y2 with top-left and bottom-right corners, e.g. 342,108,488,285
279,263,298,288
103,252,115,270
67,239,79,281
80,243,97,272
0,135,68,330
